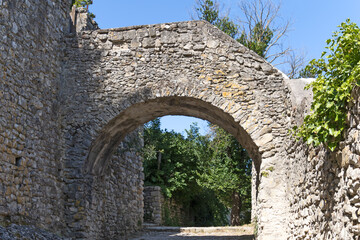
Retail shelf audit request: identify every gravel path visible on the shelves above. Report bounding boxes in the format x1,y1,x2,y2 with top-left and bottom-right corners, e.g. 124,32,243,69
130,231,254,240
129,225,255,240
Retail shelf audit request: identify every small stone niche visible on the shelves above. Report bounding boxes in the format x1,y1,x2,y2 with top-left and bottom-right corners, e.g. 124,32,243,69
15,156,22,167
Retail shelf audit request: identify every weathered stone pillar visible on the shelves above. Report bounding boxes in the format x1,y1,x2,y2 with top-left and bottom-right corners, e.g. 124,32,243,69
69,6,98,33
256,154,290,240
143,186,162,225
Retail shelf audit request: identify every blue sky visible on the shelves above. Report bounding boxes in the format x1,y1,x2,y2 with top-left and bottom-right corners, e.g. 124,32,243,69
89,0,360,135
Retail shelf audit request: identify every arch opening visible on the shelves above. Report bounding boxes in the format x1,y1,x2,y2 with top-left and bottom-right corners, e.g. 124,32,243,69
142,115,254,227
85,96,261,176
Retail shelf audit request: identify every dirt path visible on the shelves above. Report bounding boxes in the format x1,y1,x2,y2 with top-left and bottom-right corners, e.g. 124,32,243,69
129,225,255,240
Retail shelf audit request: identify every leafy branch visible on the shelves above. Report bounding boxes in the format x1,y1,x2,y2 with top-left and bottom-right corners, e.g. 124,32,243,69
294,19,360,151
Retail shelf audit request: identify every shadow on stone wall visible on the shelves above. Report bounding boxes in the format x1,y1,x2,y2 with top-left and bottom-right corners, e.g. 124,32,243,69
287,87,360,239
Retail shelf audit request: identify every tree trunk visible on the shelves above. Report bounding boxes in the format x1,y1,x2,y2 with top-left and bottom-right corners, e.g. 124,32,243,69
230,191,241,226
157,152,162,170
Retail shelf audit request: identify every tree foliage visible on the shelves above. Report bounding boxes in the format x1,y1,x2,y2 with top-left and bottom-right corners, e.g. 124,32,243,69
143,119,229,226
237,0,290,63
294,19,360,151
238,22,273,58
195,0,220,24
195,0,239,39
143,119,203,200
194,0,305,76
298,66,318,79
143,119,252,226
194,1,258,225
197,125,252,225
72,0,93,9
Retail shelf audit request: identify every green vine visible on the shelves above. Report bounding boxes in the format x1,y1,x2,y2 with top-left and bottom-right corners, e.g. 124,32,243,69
294,19,360,151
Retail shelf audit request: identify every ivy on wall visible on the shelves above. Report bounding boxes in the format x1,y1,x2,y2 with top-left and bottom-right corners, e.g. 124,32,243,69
294,19,360,151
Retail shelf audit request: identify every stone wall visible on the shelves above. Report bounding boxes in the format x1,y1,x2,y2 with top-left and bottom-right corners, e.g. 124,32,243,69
0,4,145,238
0,224,69,240
161,196,188,226
69,6,98,32
143,186,162,224
61,125,144,239
81,130,144,239
143,186,192,226
0,0,70,235
286,83,360,239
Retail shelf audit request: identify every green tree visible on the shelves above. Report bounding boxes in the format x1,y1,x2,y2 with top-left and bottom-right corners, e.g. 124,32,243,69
143,119,229,226
238,22,273,58
143,119,254,226
143,119,199,199
195,1,257,226
237,0,291,62
294,19,360,151
298,67,318,79
195,0,305,76
72,0,93,10
195,0,239,39
197,125,252,226
195,0,220,25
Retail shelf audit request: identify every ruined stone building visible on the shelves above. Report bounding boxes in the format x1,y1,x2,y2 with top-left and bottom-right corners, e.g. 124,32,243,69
0,1,359,239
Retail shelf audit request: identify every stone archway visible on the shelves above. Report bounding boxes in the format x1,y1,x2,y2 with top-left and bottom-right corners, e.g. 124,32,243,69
61,20,292,239
85,96,261,176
